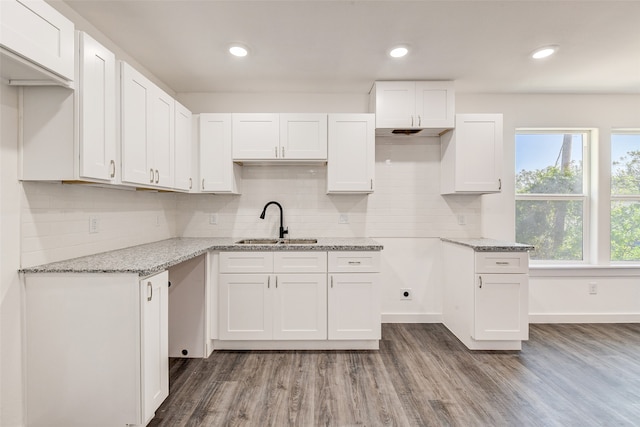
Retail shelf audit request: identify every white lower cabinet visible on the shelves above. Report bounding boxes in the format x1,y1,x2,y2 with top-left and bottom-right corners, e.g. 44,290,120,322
24,271,169,426
217,250,381,348
442,241,529,350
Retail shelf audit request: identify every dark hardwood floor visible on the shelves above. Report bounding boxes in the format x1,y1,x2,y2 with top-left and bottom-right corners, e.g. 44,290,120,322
149,323,640,426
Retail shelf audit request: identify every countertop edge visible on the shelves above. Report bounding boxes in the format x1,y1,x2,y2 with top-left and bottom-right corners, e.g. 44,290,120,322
441,237,534,252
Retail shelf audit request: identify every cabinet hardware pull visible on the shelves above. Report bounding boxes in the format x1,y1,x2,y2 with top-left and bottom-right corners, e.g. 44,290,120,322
149,168,154,183
479,276,483,289
348,261,361,265
282,146,285,158
331,276,333,288
147,282,153,301
370,179,373,190
498,178,502,190
418,115,422,126
496,261,509,265
189,178,192,190
275,146,278,158
267,276,270,288
275,276,278,288
155,169,159,184
109,160,116,178
202,179,205,190
411,115,414,127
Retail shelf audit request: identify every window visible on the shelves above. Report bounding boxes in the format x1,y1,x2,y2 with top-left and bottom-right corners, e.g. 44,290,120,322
611,131,640,261
515,131,589,262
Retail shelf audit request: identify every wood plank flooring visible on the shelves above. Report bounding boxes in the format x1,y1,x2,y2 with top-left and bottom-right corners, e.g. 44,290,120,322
149,323,640,426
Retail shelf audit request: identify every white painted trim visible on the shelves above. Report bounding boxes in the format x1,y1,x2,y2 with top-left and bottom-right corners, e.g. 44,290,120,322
382,313,443,323
530,266,640,277
530,313,640,323
212,339,379,350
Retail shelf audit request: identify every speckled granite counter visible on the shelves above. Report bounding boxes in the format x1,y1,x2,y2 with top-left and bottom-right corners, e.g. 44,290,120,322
20,237,383,276
441,238,534,252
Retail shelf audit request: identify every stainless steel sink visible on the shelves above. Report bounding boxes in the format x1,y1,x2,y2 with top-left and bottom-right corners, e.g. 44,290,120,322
234,238,318,245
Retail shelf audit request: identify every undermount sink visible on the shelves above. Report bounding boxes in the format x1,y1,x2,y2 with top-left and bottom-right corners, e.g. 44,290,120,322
234,238,318,245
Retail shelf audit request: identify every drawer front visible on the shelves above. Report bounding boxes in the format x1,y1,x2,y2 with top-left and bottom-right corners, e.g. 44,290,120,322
475,252,528,274
219,252,274,273
328,251,380,273
273,252,327,273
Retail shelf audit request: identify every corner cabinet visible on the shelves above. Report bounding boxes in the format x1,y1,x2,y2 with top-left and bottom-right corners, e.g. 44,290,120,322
20,32,117,183
327,114,375,194
442,242,529,350
371,81,455,135
199,113,242,194
24,271,169,426
121,61,175,189
441,113,503,194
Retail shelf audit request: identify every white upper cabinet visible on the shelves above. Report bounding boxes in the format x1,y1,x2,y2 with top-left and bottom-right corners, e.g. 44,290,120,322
371,81,455,136
327,114,375,194
0,0,75,85
174,101,193,192
232,113,327,161
440,113,503,194
121,61,175,189
279,114,327,160
20,32,117,183
199,113,242,194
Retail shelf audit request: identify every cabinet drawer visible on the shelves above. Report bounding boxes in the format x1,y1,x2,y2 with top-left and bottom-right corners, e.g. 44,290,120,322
328,252,380,273
274,252,327,273
219,252,274,273
475,252,528,274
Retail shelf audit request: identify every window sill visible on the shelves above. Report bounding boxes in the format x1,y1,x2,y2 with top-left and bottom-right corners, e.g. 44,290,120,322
530,264,640,277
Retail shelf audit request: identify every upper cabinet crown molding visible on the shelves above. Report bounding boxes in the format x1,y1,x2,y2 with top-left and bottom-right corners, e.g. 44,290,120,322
370,81,455,137
1,0,75,86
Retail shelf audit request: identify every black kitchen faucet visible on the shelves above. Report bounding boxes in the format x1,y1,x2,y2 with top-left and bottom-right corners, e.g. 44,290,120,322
260,201,289,239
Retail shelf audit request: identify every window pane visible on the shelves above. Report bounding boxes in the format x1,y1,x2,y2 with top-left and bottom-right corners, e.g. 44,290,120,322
611,133,640,196
611,201,640,261
515,133,584,194
516,200,583,261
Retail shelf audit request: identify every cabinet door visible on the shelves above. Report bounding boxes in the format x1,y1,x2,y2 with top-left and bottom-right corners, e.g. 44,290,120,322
219,274,273,340
414,81,455,129
327,114,375,193
200,113,241,193
232,113,279,160
273,273,327,340
373,81,415,128
0,0,75,81
456,114,503,192
78,32,116,182
151,87,175,188
280,114,327,160
473,273,528,341
174,101,193,191
140,271,169,424
121,62,153,186
328,273,380,340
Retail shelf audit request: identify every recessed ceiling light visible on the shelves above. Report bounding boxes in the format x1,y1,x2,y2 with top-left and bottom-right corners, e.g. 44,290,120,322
389,46,409,58
229,44,249,57
531,45,559,59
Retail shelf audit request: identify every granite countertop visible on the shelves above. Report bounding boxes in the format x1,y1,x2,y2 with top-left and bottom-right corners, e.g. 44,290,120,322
20,237,383,276
441,237,534,252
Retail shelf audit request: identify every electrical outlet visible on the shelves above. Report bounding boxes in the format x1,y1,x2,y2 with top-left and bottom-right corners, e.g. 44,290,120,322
589,282,598,295
339,214,349,224
89,216,99,234
400,288,412,300
209,213,218,225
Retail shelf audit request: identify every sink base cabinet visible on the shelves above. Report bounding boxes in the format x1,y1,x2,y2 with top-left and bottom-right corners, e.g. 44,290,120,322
24,272,169,427
215,251,380,350
442,242,529,350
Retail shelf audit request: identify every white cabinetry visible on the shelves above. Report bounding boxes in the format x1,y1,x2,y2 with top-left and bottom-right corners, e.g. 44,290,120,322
232,113,327,161
328,252,381,340
441,113,503,194
218,252,327,341
121,61,175,189
24,271,169,426
1,0,75,85
199,113,242,193
174,101,193,191
370,81,454,136
20,32,117,183
327,114,375,193
442,242,529,350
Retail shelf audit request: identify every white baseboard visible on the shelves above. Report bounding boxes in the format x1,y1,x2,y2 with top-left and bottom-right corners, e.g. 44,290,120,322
530,313,640,323
382,313,443,323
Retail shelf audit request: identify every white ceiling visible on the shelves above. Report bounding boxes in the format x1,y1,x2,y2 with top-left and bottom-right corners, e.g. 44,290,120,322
63,0,640,94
